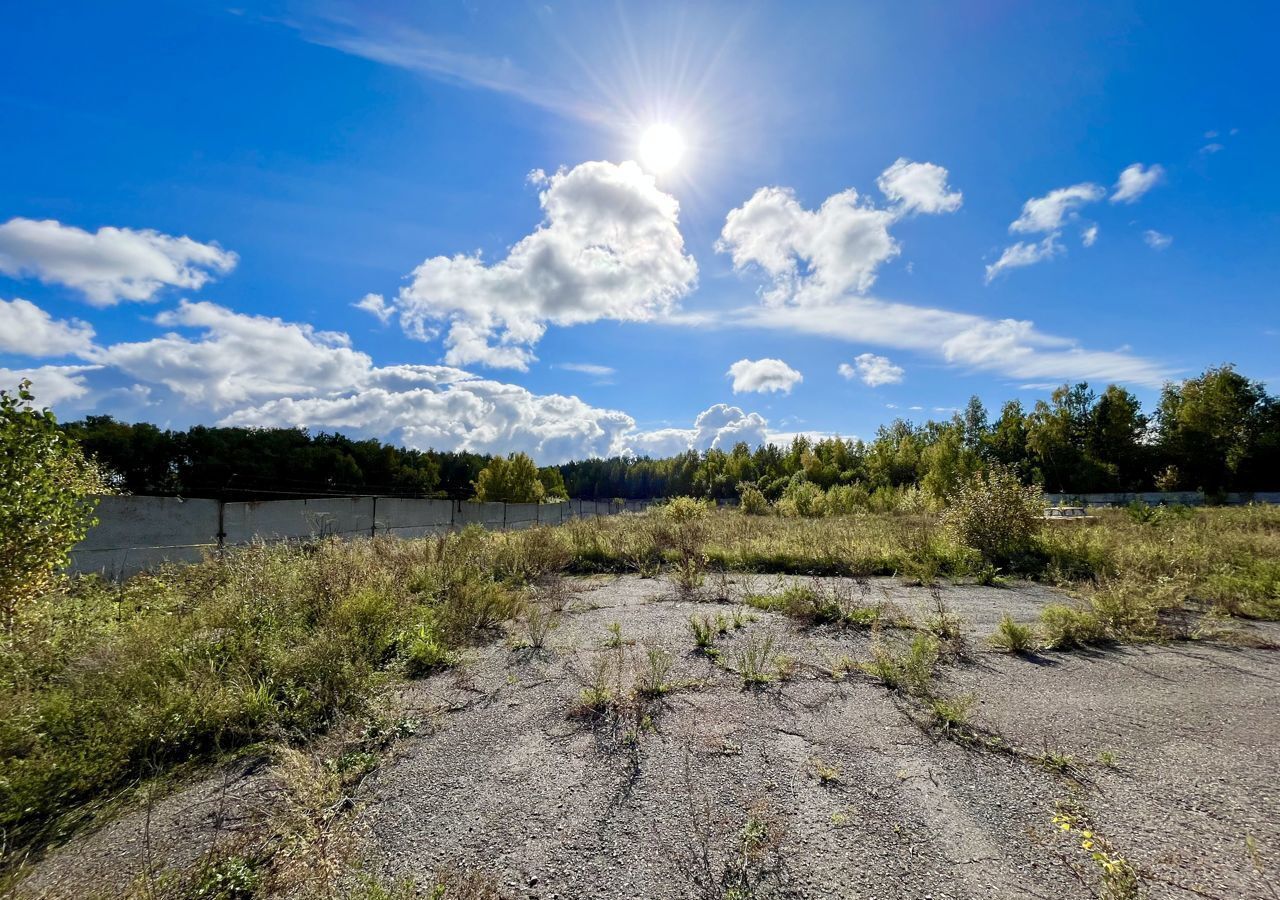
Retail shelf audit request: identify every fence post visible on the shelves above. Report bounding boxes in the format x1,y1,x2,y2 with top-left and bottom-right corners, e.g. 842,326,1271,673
216,499,226,557
371,495,378,538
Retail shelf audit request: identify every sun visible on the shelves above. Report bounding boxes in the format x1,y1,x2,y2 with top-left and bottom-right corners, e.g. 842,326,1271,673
638,124,686,174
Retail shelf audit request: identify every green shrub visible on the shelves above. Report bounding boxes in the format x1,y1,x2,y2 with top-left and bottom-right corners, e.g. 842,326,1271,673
776,477,827,518
402,621,455,675
1039,604,1108,649
662,496,713,523
738,483,771,516
989,613,1038,653
0,382,110,630
824,483,868,515
942,467,1042,565
860,633,939,697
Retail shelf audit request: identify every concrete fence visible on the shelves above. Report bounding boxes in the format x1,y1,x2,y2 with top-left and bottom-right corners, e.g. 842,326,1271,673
68,495,662,581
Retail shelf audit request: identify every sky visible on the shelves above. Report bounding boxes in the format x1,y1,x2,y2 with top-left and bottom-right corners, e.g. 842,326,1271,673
2,1,1277,463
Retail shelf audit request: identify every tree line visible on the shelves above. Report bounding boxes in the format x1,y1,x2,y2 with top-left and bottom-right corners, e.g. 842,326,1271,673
60,365,1280,502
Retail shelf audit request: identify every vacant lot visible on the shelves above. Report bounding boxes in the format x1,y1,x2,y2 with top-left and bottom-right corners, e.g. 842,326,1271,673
15,565,1279,900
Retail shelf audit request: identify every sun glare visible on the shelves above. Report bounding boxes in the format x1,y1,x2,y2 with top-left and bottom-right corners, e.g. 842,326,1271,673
638,124,686,174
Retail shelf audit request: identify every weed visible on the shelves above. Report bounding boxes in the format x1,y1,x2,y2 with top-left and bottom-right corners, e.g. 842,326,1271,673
518,601,559,650
1051,803,1141,900
1040,604,1108,650
734,631,783,686
604,621,625,648
1097,750,1117,768
810,758,841,784
990,613,1039,654
635,646,675,698
570,653,620,720
928,693,975,731
689,614,719,652
860,633,939,697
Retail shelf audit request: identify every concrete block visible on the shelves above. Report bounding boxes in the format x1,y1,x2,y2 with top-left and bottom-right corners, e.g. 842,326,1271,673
456,502,506,529
505,503,540,530
375,498,454,538
223,497,375,543
68,496,219,579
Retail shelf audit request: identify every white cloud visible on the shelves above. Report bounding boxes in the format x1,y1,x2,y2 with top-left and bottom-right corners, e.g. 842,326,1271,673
726,358,802,394
222,379,639,464
839,353,904,386
38,297,776,464
0,218,237,306
0,298,96,356
1200,143,1223,155
1143,230,1173,250
0,365,98,406
392,160,697,369
1081,225,1099,247
984,233,1063,282
630,403,769,456
1009,183,1105,234
738,297,1170,387
354,292,395,324
95,300,377,408
876,159,963,214
555,362,616,377
1110,163,1165,204
718,159,960,305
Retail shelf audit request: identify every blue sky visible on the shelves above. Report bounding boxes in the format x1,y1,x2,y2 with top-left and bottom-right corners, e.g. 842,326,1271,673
2,1,1277,462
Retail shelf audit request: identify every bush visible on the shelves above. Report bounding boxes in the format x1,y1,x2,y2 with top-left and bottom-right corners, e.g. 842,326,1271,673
0,382,110,630
776,477,827,518
942,468,1043,565
738,482,771,516
662,496,713,523
990,613,1038,653
1039,603,1108,649
824,483,868,515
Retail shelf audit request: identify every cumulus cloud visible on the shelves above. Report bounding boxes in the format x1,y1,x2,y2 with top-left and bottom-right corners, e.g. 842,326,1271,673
726,358,802,394
0,218,236,306
354,292,395,324
876,159,963,214
94,300,379,408
629,403,769,457
1009,183,1105,234
28,297,775,463
984,233,1063,282
1143,230,1173,250
222,379,639,464
839,353,904,386
721,162,1165,386
1081,224,1099,247
0,298,96,356
1111,163,1165,204
390,160,697,369
0,364,98,406
717,159,961,305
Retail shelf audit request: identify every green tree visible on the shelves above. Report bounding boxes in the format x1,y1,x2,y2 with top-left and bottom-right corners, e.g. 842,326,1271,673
1,382,109,629
473,452,546,503
537,465,568,500
1156,365,1275,492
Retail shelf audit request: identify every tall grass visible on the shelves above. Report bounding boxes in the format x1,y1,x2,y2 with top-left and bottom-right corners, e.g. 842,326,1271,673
0,528,533,869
